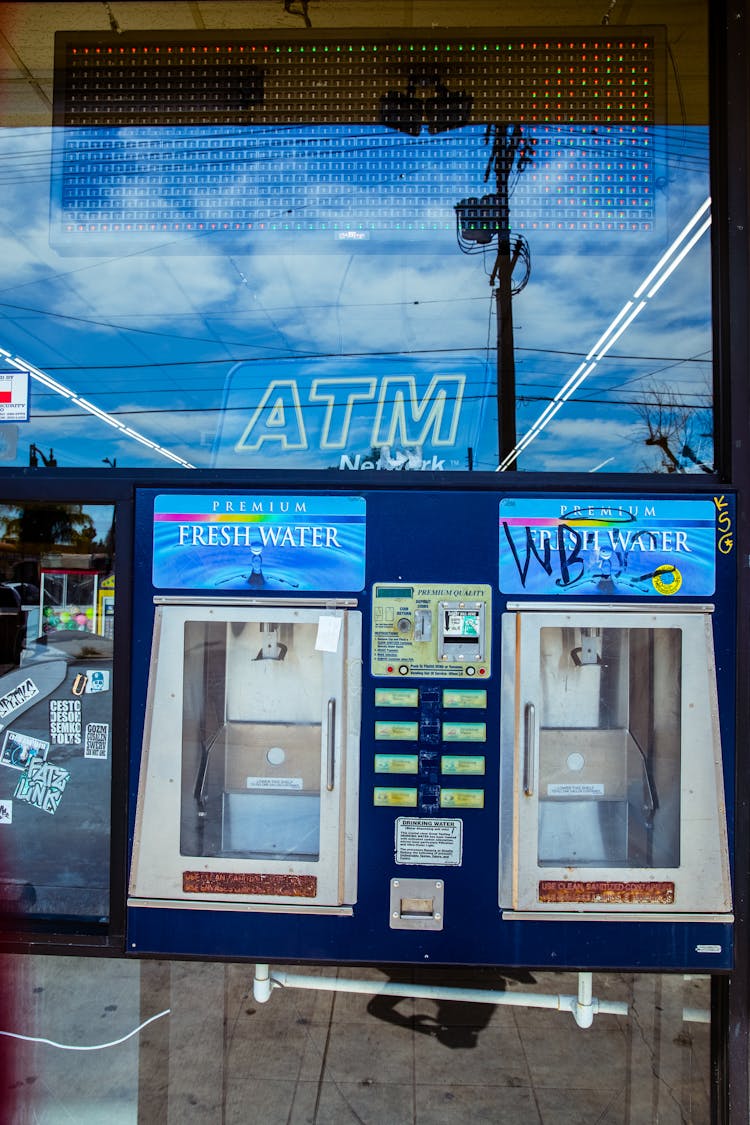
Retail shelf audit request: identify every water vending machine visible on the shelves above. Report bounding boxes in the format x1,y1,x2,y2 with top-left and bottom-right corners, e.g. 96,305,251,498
127,487,734,978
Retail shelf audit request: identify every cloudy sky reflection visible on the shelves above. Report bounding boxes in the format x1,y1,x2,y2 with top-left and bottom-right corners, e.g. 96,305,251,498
0,121,712,473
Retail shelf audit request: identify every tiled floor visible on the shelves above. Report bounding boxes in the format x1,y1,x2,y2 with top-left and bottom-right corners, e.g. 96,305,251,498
2,956,711,1123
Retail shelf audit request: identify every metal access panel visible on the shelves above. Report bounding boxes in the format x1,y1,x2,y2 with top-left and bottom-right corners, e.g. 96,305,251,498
371,584,491,678
499,606,731,918
129,599,361,910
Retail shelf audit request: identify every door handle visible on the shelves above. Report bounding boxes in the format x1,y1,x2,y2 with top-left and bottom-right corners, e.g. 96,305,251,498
326,697,336,792
523,702,536,797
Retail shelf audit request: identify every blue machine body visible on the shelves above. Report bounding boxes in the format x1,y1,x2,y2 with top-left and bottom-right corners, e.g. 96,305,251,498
126,485,735,971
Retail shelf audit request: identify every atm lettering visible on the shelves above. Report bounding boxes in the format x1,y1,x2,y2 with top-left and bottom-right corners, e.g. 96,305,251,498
235,380,307,452
372,375,465,448
234,375,465,453
309,378,377,448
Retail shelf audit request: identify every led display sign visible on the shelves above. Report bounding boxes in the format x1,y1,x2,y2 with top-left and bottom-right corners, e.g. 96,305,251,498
51,30,664,251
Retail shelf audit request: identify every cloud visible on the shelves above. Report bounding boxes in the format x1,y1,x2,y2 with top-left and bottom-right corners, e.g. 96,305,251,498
0,123,714,472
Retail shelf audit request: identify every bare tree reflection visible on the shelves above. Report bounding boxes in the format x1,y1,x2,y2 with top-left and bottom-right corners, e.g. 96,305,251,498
635,385,713,473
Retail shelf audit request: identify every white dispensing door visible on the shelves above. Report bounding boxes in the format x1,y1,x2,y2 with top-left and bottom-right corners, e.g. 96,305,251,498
130,598,361,911
499,605,731,918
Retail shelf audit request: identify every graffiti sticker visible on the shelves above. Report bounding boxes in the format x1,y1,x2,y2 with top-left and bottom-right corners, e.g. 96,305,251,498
14,760,70,814
84,722,110,760
49,699,82,746
0,678,39,723
85,671,110,694
0,730,49,770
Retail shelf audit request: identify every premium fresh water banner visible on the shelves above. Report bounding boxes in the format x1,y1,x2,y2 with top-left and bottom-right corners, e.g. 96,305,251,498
152,494,366,591
499,496,721,597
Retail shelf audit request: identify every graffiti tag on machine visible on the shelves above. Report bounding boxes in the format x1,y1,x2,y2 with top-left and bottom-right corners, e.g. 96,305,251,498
714,495,734,555
499,498,718,596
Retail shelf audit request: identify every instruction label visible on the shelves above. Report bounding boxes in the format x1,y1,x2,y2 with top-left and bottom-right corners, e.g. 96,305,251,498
395,817,463,866
442,722,486,742
375,721,419,741
246,776,303,790
442,689,487,709
375,754,418,774
375,687,419,708
371,583,491,679
548,782,604,797
374,787,418,807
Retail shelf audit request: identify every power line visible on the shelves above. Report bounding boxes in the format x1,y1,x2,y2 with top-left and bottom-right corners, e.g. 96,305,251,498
1,344,709,374
27,386,712,421
498,197,712,469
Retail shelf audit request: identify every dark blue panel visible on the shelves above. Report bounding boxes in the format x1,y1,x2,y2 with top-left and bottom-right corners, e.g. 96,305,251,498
127,486,736,972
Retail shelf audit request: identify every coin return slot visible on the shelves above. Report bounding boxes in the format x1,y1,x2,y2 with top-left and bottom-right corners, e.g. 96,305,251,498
389,878,444,931
400,896,434,917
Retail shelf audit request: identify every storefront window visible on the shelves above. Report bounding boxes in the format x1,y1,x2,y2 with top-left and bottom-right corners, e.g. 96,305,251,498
0,2,711,473
0,502,114,924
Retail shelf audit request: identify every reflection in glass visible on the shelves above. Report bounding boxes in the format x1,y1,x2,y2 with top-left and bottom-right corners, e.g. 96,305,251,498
0,502,114,924
180,618,328,861
0,7,712,474
537,626,681,868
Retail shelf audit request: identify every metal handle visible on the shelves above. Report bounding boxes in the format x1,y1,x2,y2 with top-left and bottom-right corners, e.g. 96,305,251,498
326,697,336,792
523,702,536,796
195,727,222,817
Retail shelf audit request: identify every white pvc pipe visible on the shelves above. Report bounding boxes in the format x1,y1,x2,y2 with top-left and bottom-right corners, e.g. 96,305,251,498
254,966,628,1027
575,971,594,1029
253,963,272,1004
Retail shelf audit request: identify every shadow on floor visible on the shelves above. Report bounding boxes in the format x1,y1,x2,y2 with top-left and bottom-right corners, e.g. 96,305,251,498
366,966,537,1049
